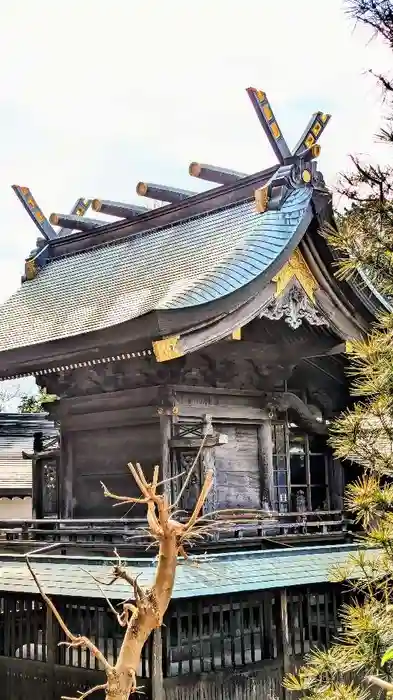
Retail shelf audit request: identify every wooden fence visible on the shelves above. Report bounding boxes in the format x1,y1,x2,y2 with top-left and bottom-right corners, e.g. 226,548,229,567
0,583,344,700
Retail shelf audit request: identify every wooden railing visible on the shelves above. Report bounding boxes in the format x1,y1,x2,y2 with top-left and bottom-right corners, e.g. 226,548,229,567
0,510,352,554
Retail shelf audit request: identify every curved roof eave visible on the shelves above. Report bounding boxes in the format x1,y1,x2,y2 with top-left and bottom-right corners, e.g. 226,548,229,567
356,268,393,314
0,187,314,358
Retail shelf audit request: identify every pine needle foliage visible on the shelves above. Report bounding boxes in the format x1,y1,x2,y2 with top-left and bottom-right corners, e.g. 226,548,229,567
284,1,393,698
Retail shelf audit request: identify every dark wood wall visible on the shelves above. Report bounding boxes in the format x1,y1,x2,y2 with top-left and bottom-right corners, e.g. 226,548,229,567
38,318,350,520
49,385,164,518
71,424,161,518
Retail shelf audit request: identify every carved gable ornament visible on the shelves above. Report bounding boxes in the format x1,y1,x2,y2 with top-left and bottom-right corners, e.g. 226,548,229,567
259,247,328,329
273,248,317,300
259,281,328,330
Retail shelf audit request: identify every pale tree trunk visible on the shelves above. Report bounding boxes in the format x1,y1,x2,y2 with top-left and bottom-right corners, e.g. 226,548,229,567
26,461,225,700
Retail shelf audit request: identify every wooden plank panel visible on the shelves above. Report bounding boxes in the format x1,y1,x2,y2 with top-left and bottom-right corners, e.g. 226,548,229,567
215,426,260,508
72,425,161,517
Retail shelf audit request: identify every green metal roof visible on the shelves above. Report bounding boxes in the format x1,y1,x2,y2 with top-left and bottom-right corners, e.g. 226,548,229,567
0,544,368,600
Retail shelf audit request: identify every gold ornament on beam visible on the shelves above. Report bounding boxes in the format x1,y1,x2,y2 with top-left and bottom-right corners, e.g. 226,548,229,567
152,335,183,362
273,248,318,301
25,259,38,281
254,185,269,213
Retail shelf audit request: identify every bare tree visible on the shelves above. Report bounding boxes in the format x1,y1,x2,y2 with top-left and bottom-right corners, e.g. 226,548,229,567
0,380,23,412
26,461,248,700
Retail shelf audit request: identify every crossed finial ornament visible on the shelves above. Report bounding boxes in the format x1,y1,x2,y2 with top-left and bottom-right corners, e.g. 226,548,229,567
246,87,331,212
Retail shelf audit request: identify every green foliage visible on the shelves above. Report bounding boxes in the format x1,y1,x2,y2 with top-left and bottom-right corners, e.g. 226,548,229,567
18,387,57,413
284,1,393,698
382,646,393,667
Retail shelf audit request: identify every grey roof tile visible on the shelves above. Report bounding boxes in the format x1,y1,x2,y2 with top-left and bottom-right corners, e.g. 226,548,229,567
0,436,33,492
0,414,55,495
0,544,371,599
0,187,312,352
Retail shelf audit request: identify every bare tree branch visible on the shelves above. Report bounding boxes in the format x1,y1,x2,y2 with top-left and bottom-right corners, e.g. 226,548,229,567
27,460,223,699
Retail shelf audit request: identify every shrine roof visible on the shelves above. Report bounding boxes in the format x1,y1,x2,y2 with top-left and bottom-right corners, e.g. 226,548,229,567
0,414,56,497
0,187,312,354
0,544,372,599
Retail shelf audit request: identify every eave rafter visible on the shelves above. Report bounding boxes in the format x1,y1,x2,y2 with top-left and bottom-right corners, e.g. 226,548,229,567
152,336,182,363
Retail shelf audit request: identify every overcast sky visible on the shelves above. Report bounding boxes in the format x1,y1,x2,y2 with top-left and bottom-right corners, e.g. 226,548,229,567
0,0,390,401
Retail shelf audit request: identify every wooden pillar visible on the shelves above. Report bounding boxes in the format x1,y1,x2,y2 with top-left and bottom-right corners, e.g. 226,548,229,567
201,446,217,542
202,414,217,515
60,432,73,518
31,458,40,519
280,589,291,699
330,458,344,510
159,411,173,502
258,419,274,508
150,627,164,700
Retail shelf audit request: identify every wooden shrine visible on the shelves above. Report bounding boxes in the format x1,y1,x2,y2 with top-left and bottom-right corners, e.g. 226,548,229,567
0,85,382,699
0,87,374,536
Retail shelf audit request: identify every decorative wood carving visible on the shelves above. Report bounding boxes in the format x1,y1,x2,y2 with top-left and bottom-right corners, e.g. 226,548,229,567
262,391,328,435
42,461,58,516
178,452,201,512
259,283,328,330
38,353,296,399
202,447,217,514
37,315,338,405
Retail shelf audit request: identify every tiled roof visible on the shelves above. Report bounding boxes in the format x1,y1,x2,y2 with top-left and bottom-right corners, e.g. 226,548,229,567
0,187,313,352
0,544,368,599
0,436,33,494
0,414,56,496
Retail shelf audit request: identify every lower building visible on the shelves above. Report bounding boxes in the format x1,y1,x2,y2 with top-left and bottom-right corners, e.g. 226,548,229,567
0,544,360,700
0,414,56,521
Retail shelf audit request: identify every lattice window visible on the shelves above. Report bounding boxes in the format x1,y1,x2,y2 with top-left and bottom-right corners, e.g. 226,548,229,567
170,420,206,511
272,423,330,512
174,450,202,513
42,459,58,516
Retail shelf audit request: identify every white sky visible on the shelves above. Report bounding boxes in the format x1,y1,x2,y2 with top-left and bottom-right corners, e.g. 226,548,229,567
0,0,391,402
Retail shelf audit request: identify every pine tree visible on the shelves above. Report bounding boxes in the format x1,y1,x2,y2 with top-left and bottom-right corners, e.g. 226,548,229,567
284,1,393,698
